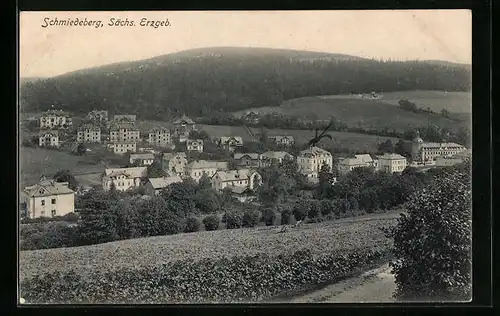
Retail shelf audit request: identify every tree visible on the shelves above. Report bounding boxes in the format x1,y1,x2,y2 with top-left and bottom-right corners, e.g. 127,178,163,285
147,160,167,178
395,139,408,157
53,170,79,191
184,216,201,233
387,163,471,301
242,209,260,228
316,163,334,199
440,109,451,118
203,214,220,231
75,143,87,156
378,139,394,153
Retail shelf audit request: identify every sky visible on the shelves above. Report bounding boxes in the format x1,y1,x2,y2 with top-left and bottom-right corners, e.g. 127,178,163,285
20,10,472,78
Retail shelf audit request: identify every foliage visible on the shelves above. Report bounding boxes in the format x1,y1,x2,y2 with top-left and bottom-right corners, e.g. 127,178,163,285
292,199,309,221
387,163,472,301
75,143,87,156
21,212,79,225
202,214,220,231
257,165,297,205
20,222,77,251
378,139,395,154
307,200,321,221
52,170,79,191
184,217,201,233
225,211,243,229
147,160,167,178
279,206,293,225
261,207,277,226
242,209,261,228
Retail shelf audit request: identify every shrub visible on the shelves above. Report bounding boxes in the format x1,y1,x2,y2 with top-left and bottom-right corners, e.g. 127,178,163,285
280,207,293,225
184,217,201,233
292,200,308,221
387,164,472,301
202,215,220,231
225,211,243,229
320,200,334,217
242,210,260,228
307,200,321,220
262,208,277,226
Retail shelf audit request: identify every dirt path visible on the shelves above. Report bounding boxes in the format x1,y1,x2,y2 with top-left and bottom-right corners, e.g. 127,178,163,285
285,263,396,303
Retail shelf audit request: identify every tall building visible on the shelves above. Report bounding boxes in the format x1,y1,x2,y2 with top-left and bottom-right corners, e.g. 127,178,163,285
172,115,196,137
148,127,172,147
109,122,140,143
411,130,466,163
39,109,72,129
297,146,333,181
87,110,108,124
77,124,101,143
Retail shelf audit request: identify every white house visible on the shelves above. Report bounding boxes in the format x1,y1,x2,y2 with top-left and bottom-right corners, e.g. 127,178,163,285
148,127,172,147
217,136,244,152
410,130,466,163
185,160,229,182
234,153,261,168
101,167,148,192
21,179,75,219
144,176,183,196
111,142,137,155
129,153,155,166
77,124,101,143
259,151,294,167
162,152,188,177
39,109,72,129
109,122,140,143
375,153,407,173
38,130,59,148
269,135,295,147
186,139,204,152
297,147,333,180
211,169,262,193
435,150,471,167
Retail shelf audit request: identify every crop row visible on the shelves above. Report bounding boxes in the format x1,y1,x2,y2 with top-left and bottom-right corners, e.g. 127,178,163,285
20,245,391,304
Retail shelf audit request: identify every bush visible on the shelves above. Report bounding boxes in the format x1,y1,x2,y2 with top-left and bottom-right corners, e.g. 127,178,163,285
280,207,293,225
387,164,472,301
292,200,308,221
320,200,334,217
307,200,321,220
242,210,260,228
225,211,243,229
262,208,277,226
184,217,201,233
202,215,220,231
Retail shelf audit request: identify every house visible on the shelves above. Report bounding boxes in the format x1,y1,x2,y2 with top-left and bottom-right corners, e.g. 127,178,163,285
110,142,137,155
39,109,72,129
230,186,257,203
337,157,368,175
354,154,374,167
87,110,108,124
38,130,59,148
148,127,172,147
242,111,260,124
410,130,466,163
435,150,471,167
211,169,262,193
129,153,155,166
186,139,204,152
143,175,183,196
109,122,140,143
259,151,294,167
77,124,101,143
185,160,229,182
162,152,188,177
375,153,407,173
172,115,196,137
101,167,147,192
217,136,244,152
20,178,75,219
269,135,295,147
234,153,260,168
297,147,333,180
113,114,136,123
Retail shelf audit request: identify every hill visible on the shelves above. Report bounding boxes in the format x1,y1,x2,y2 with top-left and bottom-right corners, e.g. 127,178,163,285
234,95,465,132
19,47,471,119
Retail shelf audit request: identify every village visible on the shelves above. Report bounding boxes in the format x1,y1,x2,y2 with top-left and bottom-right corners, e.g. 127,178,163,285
20,107,470,220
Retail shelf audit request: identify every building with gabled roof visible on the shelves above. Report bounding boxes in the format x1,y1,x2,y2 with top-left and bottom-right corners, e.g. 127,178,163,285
186,139,204,152
20,178,75,219
38,130,59,148
143,175,183,196
269,135,295,147
410,130,467,163
39,109,72,129
297,146,333,181
162,152,188,177
109,122,140,143
374,153,407,173
113,114,136,122
234,153,260,168
211,168,262,193
77,124,101,143
217,136,244,152
259,151,294,167
129,153,155,166
101,167,147,192
87,110,108,123
172,114,196,137
148,127,172,147
185,160,229,182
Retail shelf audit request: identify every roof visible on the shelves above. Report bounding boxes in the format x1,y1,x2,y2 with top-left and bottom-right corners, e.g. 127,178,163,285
163,152,187,162
173,115,195,124
24,180,75,197
78,124,100,131
234,153,260,160
103,167,147,179
299,146,331,158
230,186,253,195
270,135,295,142
148,176,183,189
42,109,70,117
187,160,228,170
110,122,138,130
113,114,136,121
187,139,204,145
39,130,59,137
354,154,373,164
421,142,465,149
338,158,365,166
130,153,155,160
149,127,170,133
378,153,407,160
219,136,243,145
261,151,294,160
214,169,258,182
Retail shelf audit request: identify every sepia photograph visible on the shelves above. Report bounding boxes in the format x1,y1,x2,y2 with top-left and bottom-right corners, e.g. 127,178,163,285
18,10,472,304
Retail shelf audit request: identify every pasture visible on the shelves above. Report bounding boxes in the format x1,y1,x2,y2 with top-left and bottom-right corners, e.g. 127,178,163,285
19,211,399,282
233,92,469,132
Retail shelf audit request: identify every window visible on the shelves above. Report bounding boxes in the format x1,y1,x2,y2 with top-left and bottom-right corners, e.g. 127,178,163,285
51,210,56,217
51,198,56,204
41,200,45,206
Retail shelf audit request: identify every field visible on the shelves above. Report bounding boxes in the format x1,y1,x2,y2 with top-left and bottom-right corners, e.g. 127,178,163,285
19,211,399,283
233,91,470,132
19,146,107,188
139,120,400,153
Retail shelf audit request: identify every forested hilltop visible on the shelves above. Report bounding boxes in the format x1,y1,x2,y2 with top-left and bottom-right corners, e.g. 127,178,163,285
20,47,471,120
